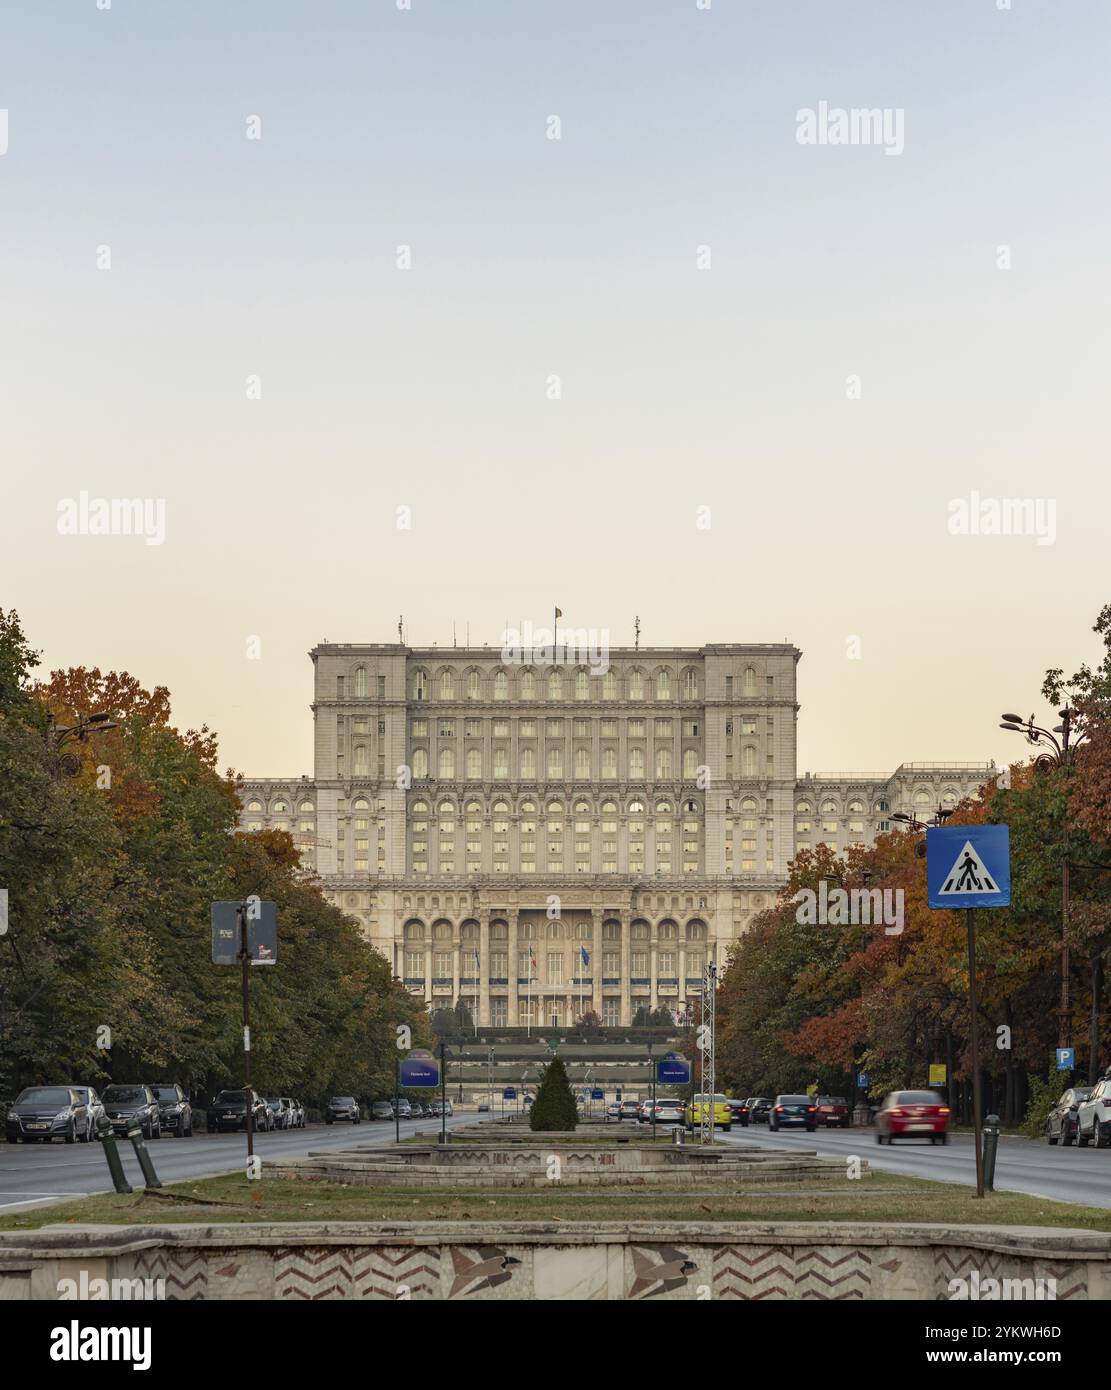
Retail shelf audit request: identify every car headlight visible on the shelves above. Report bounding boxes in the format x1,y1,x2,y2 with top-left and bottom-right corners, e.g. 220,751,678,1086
54,1109,73,1123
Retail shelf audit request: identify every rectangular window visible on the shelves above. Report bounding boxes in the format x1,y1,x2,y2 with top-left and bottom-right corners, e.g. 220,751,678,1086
465,718,482,737
603,951,620,974
631,952,648,974
547,954,564,986
405,952,424,976
377,676,386,699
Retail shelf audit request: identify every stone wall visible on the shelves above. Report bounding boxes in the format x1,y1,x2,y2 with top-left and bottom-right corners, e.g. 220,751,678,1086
1,1222,1108,1300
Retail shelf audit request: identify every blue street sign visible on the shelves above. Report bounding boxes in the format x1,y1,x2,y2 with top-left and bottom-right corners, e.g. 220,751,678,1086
503,1087,517,1100
657,1051,691,1085
927,825,1011,910
857,1072,869,1088
591,1089,604,1100
399,1050,440,1088
1056,1048,1076,1071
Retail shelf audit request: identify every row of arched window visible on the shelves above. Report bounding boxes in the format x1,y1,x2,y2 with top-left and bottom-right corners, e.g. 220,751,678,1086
342,663,774,702
409,796,703,818
402,918,708,941
794,788,960,816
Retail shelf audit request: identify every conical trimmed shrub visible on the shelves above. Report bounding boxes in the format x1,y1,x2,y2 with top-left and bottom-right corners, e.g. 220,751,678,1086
528,1055,578,1131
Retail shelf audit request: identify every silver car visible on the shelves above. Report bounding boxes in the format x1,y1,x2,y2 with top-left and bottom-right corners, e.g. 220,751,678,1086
1076,1074,1111,1147
70,1086,106,1142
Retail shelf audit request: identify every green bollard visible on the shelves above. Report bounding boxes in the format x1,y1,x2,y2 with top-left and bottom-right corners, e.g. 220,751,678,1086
126,1122,162,1190
94,1115,133,1194
982,1113,1001,1192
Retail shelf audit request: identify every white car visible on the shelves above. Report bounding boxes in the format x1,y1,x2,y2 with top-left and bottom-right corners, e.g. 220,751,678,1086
1076,1074,1111,1147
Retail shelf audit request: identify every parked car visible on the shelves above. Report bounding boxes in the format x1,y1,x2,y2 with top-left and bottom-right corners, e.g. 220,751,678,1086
477,1102,489,1112
651,1098,686,1126
746,1097,771,1124
392,1099,412,1120
326,1096,361,1124
5,1086,89,1144
874,1090,950,1144
814,1095,850,1129
1046,1087,1091,1146
1076,1075,1111,1148
618,1099,641,1121
370,1101,394,1121
636,1099,653,1123
769,1095,817,1132
265,1096,292,1130
727,1098,750,1127
70,1086,106,1142
101,1084,161,1139
208,1089,270,1133
606,1101,621,1119
288,1098,305,1128
684,1093,732,1132
151,1084,193,1137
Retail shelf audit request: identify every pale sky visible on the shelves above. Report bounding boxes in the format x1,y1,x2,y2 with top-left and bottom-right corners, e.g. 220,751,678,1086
2,1,1108,779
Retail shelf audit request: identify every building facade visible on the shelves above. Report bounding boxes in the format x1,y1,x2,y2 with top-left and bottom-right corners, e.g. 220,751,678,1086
237,642,994,1027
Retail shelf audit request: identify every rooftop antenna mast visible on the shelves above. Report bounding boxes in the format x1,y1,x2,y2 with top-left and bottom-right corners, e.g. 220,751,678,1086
398,615,404,644
634,616,641,651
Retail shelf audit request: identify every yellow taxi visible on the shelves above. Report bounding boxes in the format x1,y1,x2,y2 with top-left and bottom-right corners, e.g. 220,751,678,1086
683,1092,732,1132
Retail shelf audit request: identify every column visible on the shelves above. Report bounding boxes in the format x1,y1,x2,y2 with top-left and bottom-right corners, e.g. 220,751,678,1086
479,912,491,1028
507,909,520,1025
591,907,603,1017
619,910,631,1026
451,924,460,1009
649,930,658,1012
679,941,687,1018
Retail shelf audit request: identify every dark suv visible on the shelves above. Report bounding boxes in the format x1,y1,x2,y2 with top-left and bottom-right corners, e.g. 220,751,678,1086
152,1084,193,1137
326,1096,361,1124
101,1085,161,1139
208,1089,270,1133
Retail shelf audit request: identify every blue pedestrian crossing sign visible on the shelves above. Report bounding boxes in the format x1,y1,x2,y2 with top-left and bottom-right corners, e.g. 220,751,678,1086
1056,1048,1075,1071
927,825,1010,909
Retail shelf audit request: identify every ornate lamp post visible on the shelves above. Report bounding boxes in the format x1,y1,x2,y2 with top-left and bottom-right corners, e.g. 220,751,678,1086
998,708,1088,1051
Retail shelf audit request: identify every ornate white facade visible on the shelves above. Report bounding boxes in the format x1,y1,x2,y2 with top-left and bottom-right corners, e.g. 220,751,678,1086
237,642,993,1026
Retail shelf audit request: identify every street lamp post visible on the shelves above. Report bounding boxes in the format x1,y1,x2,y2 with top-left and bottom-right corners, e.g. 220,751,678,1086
46,710,118,779
999,708,1088,1052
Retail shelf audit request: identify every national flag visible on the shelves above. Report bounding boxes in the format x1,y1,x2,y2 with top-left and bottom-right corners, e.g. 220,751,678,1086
580,945,590,967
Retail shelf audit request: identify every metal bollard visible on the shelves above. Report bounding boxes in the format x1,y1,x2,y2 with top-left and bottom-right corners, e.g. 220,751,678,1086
982,1113,1001,1192
126,1122,162,1189
672,1125,684,1146
94,1115,133,1194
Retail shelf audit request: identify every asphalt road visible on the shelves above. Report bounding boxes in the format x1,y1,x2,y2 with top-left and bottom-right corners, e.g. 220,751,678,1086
713,1122,1111,1209
0,1111,487,1213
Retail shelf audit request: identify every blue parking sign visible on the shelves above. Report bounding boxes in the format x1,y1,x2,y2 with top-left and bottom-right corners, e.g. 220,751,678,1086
1056,1048,1075,1071
927,825,1011,909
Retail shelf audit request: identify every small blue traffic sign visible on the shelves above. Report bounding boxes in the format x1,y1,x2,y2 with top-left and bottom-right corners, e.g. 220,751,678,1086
503,1087,516,1100
927,825,1011,909
591,1089,604,1100
1056,1048,1075,1071
857,1072,869,1088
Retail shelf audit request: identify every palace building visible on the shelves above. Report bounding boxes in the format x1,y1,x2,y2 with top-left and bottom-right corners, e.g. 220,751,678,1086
236,641,994,1027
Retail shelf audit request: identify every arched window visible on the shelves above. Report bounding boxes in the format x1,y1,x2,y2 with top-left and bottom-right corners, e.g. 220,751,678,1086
629,747,645,779
742,666,756,696
246,800,263,812
299,800,314,814
848,799,864,815
602,747,617,779
354,797,371,811
629,669,644,701
438,748,455,779
548,747,564,779
655,800,672,815
493,747,508,779
682,749,698,779
656,747,672,779
657,670,671,701
914,789,932,808
575,746,590,779
548,670,563,701
494,670,508,701
602,670,617,700
439,669,455,701
821,798,839,814
683,669,698,700
795,801,811,815
942,787,959,807
413,670,428,701
520,747,536,779
520,669,536,701
412,748,429,779
272,800,288,814
438,799,455,817
742,746,757,777
466,748,482,779
575,669,589,700
546,920,563,940
742,797,758,813
353,667,368,698
466,669,481,700
354,745,369,775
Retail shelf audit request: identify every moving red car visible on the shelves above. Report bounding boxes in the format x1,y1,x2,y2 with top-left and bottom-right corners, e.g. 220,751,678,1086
874,1089,950,1144
815,1095,850,1128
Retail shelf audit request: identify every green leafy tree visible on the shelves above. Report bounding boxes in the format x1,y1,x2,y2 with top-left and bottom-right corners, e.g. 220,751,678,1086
528,1055,578,1131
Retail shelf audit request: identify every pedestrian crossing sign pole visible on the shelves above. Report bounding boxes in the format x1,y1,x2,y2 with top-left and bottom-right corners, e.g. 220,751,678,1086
926,824,1011,1199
